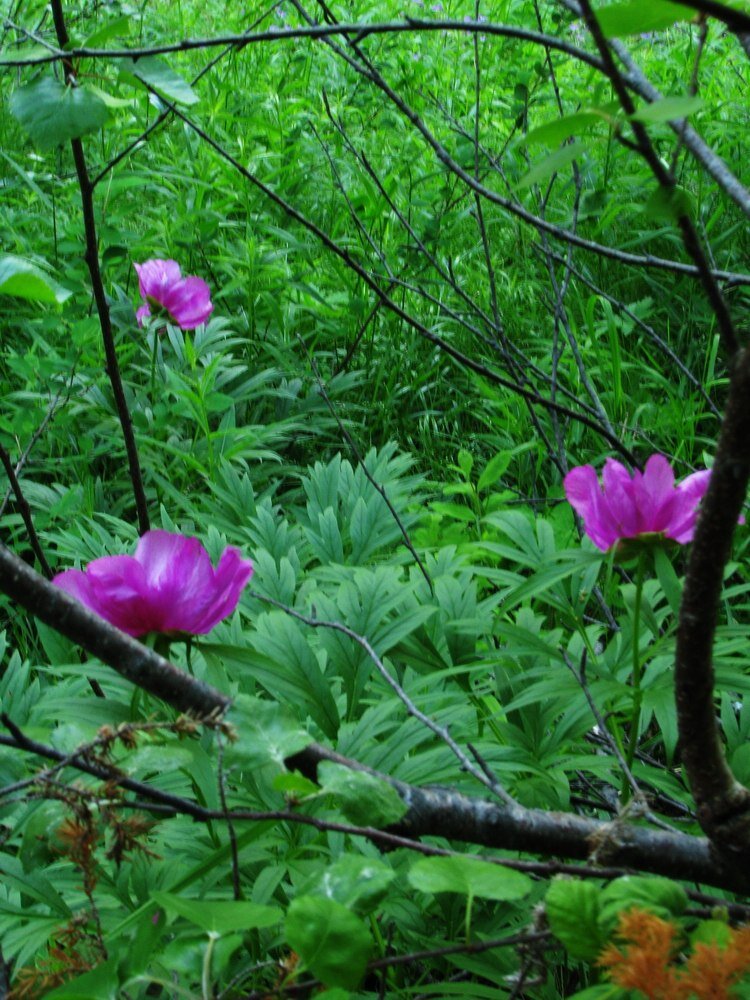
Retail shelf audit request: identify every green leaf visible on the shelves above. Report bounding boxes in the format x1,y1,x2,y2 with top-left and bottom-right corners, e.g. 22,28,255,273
318,761,407,827
120,56,199,106
517,142,584,191
408,856,533,902
653,547,682,615
598,876,687,934
151,891,282,933
546,878,604,962
0,45,56,65
286,896,371,989
302,855,395,915
83,15,131,47
10,77,109,149
631,96,704,124
644,184,695,222
596,0,693,37
43,957,120,999
525,109,615,147
273,771,320,798
226,694,313,769
0,254,72,304
477,451,511,492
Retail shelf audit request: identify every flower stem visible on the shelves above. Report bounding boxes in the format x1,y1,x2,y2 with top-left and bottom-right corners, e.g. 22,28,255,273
149,326,158,404
624,552,646,793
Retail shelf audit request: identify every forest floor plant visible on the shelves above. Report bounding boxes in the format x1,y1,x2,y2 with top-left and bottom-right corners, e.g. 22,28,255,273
0,0,750,995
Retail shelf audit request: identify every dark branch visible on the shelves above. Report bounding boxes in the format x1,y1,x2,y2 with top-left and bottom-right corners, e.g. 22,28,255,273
676,346,750,855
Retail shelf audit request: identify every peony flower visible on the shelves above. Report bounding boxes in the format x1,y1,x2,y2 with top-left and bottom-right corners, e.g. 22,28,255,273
134,259,213,330
564,454,712,552
53,529,253,637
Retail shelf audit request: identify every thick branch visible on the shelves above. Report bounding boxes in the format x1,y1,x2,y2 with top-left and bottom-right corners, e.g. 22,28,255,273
676,346,750,854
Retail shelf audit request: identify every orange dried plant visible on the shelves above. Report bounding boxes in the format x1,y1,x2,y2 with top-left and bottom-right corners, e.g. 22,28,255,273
599,907,750,1000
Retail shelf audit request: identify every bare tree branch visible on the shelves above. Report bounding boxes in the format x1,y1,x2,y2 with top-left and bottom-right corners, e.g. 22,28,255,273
676,346,750,855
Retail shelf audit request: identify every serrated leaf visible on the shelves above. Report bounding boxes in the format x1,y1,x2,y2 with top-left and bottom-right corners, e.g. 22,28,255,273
286,896,371,989
631,95,704,124
10,78,109,149
596,0,693,37
0,254,71,304
598,875,687,933
318,761,407,827
151,891,281,933
546,879,604,962
120,56,199,106
408,856,533,902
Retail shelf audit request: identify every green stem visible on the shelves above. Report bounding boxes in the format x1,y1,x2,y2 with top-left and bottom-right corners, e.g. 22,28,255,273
149,326,158,404
624,552,646,789
201,931,219,1000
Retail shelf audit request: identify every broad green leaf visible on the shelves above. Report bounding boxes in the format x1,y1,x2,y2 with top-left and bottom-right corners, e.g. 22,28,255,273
302,855,395,915
151,891,281,933
10,77,109,149
43,957,120,999
546,879,603,962
631,96,704,124
273,771,320,798
517,142,584,191
525,110,615,147
0,255,71,304
598,875,687,933
319,761,407,827
226,694,313,769
0,44,54,65
286,896,371,989
596,0,693,37
644,184,695,222
477,451,512,492
408,856,533,902
120,56,199,106
83,15,131,47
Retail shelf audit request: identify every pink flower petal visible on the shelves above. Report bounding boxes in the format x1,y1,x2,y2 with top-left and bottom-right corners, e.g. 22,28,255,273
190,547,254,634
564,455,731,553
53,530,253,638
162,276,213,330
564,464,620,551
601,459,641,538
133,260,212,331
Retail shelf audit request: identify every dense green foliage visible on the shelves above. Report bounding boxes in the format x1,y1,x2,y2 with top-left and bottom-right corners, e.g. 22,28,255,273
1,0,750,996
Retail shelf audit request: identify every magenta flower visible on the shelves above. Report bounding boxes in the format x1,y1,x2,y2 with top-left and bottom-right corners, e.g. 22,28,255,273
564,455,711,552
53,530,253,638
134,259,213,330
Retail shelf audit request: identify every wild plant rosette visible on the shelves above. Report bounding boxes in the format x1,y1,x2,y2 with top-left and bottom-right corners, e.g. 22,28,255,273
134,258,213,330
564,454,712,554
53,530,253,638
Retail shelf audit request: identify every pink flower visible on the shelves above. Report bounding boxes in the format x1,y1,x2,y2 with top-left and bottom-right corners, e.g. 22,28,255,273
564,455,712,552
53,530,253,637
134,259,213,330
